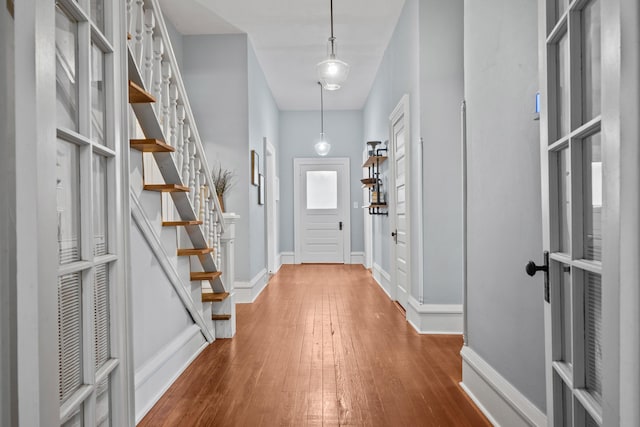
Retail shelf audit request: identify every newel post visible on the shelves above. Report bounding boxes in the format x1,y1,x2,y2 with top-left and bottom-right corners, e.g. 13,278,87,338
219,213,240,338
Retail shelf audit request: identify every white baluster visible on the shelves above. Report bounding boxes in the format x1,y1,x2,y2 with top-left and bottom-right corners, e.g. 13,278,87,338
189,149,196,211
142,9,155,89
203,192,210,245
193,156,201,216
182,129,191,184
215,219,222,267
209,197,216,248
133,0,144,65
161,62,172,138
169,84,178,149
126,0,133,37
175,105,185,177
199,177,206,222
152,37,164,113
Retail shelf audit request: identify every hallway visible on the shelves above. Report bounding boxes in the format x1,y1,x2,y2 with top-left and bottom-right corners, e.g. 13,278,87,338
139,264,490,426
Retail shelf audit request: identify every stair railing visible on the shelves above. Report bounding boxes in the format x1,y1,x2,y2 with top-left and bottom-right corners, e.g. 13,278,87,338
127,0,224,264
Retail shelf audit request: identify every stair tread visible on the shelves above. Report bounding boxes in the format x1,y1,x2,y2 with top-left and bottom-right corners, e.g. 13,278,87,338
177,248,214,256
144,184,189,193
129,80,156,103
130,138,174,153
202,292,229,302
211,314,231,321
162,220,203,227
191,271,222,281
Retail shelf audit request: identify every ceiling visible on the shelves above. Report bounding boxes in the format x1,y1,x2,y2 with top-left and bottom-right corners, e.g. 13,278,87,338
157,0,406,111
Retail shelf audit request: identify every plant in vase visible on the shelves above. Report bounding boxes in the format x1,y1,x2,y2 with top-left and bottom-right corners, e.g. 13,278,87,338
211,163,235,213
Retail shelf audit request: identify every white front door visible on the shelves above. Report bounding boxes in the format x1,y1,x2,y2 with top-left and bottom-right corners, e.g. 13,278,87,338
538,0,609,424
294,158,350,264
390,95,410,309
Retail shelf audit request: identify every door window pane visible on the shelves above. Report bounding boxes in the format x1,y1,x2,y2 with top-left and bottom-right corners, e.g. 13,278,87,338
585,272,602,405
557,33,570,138
96,378,111,426
93,155,108,255
555,0,569,23
582,0,601,122
56,6,79,131
583,133,602,261
557,149,571,252
561,380,573,427
57,140,82,264
306,171,337,210
560,264,572,365
91,0,105,33
58,272,83,403
91,44,107,145
94,264,110,369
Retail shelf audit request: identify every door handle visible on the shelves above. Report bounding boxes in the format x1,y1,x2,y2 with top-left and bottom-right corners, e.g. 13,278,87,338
339,221,343,230
525,251,550,302
391,230,397,244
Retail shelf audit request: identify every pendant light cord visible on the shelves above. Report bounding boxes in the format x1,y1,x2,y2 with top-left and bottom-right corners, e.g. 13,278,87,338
319,81,324,134
329,0,335,55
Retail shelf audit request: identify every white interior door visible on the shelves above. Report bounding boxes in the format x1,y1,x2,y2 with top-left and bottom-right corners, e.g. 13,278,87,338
294,158,350,264
265,138,278,274
390,96,410,309
538,1,607,425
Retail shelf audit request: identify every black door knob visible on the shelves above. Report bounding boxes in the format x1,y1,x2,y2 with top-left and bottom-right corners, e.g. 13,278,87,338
525,251,550,303
525,261,547,276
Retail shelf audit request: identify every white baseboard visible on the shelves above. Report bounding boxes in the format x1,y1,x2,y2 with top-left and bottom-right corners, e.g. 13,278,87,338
372,263,393,299
134,325,207,423
460,346,546,427
406,296,463,334
280,251,294,265
275,253,283,272
235,268,269,303
350,251,365,265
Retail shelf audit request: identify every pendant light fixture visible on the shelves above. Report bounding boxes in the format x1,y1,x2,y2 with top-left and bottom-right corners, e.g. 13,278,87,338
314,82,331,156
317,0,349,91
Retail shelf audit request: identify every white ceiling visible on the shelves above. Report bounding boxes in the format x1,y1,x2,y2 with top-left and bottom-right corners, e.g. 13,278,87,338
158,0,406,111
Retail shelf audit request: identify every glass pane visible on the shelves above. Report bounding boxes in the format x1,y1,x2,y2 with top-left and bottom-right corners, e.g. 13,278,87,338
557,149,571,252
91,44,107,145
94,264,110,370
55,6,79,131
58,272,83,403
560,264,572,365
57,140,81,264
91,0,105,32
306,171,337,210
62,407,84,427
583,133,602,261
93,155,108,256
582,0,601,122
557,33,570,138
561,378,573,427
585,272,602,405
96,378,111,427
555,0,569,23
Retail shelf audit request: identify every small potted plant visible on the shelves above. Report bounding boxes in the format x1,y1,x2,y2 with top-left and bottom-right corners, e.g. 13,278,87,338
211,163,235,212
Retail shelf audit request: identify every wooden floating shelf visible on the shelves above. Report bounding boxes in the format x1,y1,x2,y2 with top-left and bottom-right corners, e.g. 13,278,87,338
362,155,388,168
130,138,174,153
128,80,156,103
201,292,229,303
177,248,214,256
366,204,388,208
191,271,222,281
211,314,232,321
144,184,189,193
162,220,203,227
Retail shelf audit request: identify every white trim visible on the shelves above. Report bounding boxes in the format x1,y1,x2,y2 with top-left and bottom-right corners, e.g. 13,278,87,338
350,252,365,265
235,268,269,303
130,191,214,342
372,263,393,299
293,157,351,264
406,296,463,334
460,346,546,427
280,251,294,265
134,325,206,423
264,138,279,275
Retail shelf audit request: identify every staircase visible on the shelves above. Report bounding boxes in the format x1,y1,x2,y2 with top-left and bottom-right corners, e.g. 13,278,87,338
126,0,234,340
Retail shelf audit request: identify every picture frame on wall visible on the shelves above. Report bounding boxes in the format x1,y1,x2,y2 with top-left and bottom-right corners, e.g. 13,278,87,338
258,174,265,205
251,150,260,186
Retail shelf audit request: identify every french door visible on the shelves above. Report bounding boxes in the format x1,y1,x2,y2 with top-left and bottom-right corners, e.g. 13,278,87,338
539,0,606,424
55,0,127,424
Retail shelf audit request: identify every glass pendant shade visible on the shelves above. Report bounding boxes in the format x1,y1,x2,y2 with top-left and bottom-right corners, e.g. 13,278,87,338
314,133,331,156
317,55,350,91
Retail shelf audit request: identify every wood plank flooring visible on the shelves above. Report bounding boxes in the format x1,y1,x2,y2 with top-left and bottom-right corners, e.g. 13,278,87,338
138,264,490,426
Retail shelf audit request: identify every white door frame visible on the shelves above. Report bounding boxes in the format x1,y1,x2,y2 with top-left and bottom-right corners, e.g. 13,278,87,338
388,95,411,305
264,137,279,274
293,157,351,264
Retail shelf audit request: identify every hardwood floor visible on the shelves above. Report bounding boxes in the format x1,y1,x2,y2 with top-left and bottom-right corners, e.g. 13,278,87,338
139,264,490,426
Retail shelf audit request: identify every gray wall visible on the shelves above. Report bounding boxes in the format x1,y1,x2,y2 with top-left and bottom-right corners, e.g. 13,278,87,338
0,4,16,425
464,0,546,412
420,0,464,304
279,110,364,254
181,34,252,281
248,42,279,278
164,17,184,70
